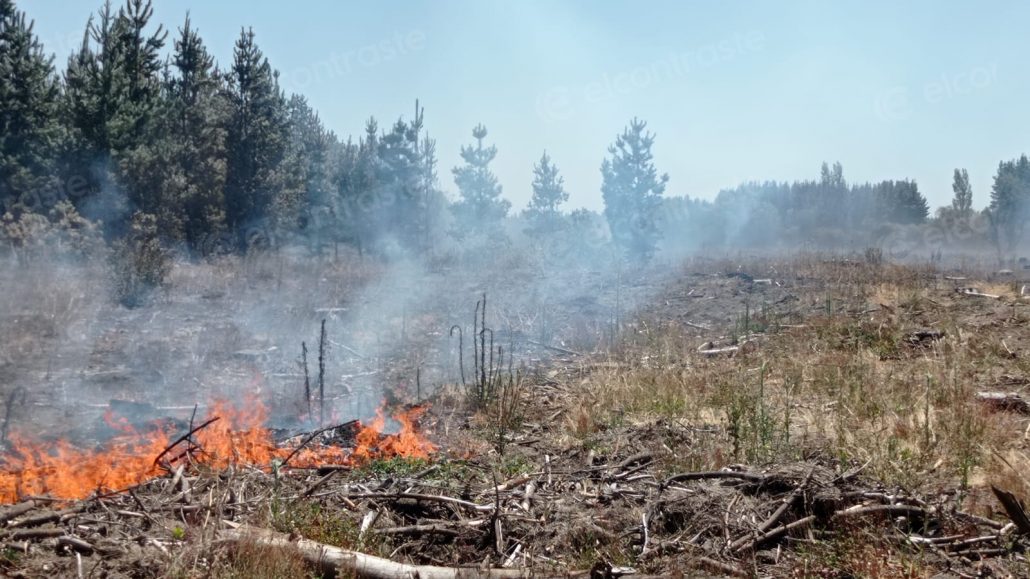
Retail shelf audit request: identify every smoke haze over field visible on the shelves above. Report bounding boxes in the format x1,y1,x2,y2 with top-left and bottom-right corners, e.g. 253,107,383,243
20,0,1030,211
2,0,1030,443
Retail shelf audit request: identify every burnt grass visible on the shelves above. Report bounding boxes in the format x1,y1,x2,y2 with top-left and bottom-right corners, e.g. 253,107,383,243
1,251,1030,577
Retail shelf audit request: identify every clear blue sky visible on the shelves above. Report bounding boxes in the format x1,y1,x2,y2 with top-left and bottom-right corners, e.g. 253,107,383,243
21,0,1030,212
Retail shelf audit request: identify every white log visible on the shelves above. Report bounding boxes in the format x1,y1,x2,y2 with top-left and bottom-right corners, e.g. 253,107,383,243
220,526,533,578
975,391,1030,414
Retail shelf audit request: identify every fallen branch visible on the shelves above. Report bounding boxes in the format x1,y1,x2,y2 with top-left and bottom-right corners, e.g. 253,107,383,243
152,417,221,469
0,501,36,523
220,525,534,578
956,288,1000,299
975,392,1030,415
280,420,359,468
728,467,814,553
524,339,581,357
341,492,495,513
697,344,739,357
5,527,64,541
664,470,766,487
695,556,749,578
374,523,461,538
732,515,816,554
57,535,94,554
991,486,1030,535
830,504,926,521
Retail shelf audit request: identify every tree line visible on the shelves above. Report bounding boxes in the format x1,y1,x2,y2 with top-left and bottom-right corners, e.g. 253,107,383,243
3,0,1029,265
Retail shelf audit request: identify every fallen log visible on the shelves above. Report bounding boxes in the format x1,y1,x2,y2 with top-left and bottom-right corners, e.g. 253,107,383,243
0,501,36,524
975,391,1030,414
697,344,740,357
6,527,64,541
219,526,534,578
663,470,767,487
956,288,1000,299
374,523,461,538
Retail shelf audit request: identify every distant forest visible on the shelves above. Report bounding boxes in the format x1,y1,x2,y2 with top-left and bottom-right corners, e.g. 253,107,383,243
3,0,1030,266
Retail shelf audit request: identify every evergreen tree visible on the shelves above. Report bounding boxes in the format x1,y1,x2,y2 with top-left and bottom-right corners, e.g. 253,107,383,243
601,118,668,258
282,94,333,236
107,0,167,216
951,168,973,214
0,0,62,215
452,123,508,234
989,155,1030,251
60,9,111,216
160,15,227,247
525,151,568,234
874,179,929,225
338,118,382,253
376,116,421,248
224,27,288,245
60,0,167,233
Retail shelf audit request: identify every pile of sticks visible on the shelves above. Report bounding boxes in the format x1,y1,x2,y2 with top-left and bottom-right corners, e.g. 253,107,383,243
1,451,1027,577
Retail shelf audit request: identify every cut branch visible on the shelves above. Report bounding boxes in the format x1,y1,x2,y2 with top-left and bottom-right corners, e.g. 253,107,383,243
220,526,534,578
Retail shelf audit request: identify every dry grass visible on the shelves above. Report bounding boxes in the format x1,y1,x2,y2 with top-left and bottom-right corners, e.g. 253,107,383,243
572,257,1030,514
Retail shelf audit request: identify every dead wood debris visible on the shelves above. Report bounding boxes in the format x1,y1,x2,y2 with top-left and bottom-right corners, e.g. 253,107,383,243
0,455,1025,577
975,391,1030,414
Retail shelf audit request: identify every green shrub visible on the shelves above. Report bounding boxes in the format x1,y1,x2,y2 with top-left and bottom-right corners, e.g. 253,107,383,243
111,212,171,307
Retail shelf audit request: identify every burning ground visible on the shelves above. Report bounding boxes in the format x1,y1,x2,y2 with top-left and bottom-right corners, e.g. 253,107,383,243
2,252,1030,577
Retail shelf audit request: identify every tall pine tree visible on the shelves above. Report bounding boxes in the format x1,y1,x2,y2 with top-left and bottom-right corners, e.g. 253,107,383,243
159,15,227,247
224,27,288,246
601,118,668,258
60,0,167,234
107,0,167,219
0,0,62,215
285,94,335,243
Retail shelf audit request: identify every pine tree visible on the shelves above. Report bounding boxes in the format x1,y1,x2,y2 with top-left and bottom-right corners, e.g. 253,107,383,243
951,168,973,214
376,116,421,248
160,15,227,248
989,155,1030,252
60,0,167,234
451,123,509,235
60,9,110,215
285,94,335,246
601,118,668,258
281,95,327,227
329,118,382,254
874,179,929,225
0,0,62,215
525,151,568,235
224,27,288,246
107,0,167,217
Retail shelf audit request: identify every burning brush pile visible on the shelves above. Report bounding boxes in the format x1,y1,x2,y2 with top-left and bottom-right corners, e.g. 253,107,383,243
0,396,435,505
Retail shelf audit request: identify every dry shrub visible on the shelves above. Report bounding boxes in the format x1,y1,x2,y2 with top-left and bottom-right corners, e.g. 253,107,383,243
212,541,313,579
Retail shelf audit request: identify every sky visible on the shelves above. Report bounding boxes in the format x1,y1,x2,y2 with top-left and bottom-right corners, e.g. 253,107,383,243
20,0,1030,213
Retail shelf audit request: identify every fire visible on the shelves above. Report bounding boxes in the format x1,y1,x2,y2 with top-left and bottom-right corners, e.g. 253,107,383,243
0,398,434,504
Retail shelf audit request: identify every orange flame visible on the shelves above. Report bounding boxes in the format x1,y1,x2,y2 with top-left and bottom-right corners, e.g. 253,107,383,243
0,397,434,504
